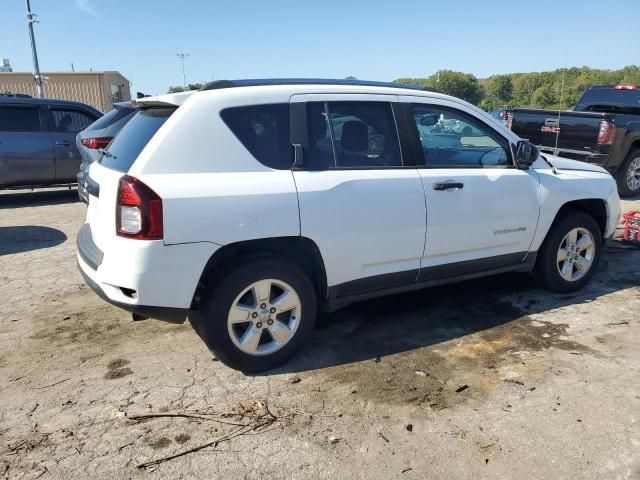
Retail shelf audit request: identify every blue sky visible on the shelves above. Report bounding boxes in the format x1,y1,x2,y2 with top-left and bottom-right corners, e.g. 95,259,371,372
2,0,639,95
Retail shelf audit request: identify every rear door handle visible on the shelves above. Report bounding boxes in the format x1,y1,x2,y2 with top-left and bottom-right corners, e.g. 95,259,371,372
433,182,464,191
55,141,71,147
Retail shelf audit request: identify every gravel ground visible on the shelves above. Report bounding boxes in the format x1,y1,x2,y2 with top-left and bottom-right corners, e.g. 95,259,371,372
1,188,639,480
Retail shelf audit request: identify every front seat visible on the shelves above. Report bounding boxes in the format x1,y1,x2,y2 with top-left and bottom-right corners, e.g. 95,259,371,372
339,121,368,166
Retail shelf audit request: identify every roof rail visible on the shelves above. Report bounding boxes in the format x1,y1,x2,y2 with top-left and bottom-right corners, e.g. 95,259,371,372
200,78,438,93
0,92,32,98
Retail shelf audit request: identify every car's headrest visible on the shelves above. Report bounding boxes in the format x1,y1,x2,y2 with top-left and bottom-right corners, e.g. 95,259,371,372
341,121,368,151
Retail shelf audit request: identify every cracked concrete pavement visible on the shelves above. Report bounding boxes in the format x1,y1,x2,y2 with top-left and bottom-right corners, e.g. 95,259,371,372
1,188,639,479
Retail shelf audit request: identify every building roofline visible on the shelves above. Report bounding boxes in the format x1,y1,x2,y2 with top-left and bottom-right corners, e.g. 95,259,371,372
0,71,129,81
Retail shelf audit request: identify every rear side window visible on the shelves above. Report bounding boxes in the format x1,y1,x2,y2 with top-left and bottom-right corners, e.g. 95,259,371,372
0,106,41,132
220,104,292,169
50,108,96,133
100,108,175,172
576,87,640,112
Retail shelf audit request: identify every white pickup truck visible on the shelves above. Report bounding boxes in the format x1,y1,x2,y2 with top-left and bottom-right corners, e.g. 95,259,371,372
77,79,621,372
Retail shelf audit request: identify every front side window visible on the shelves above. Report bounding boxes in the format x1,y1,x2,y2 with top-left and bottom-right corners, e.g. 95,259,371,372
220,104,291,169
0,106,41,132
51,108,96,133
307,101,402,169
411,105,510,167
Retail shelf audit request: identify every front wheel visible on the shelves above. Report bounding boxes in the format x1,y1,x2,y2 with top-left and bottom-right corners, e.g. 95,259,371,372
616,149,640,198
534,211,602,293
189,258,317,373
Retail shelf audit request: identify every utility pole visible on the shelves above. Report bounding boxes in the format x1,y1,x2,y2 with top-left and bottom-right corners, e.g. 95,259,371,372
25,0,44,98
176,53,189,89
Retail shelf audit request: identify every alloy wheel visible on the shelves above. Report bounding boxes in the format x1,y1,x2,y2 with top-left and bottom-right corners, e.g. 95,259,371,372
556,227,595,282
627,157,640,192
227,279,301,356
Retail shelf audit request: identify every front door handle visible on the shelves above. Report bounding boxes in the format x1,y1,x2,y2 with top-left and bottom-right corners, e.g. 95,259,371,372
433,182,464,191
55,141,71,147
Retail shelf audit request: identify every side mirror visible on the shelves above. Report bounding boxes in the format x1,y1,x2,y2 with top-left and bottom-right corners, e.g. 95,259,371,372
515,140,539,169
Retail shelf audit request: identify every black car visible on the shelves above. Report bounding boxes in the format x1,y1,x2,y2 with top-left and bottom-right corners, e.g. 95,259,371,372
509,85,640,197
76,102,137,203
0,94,102,189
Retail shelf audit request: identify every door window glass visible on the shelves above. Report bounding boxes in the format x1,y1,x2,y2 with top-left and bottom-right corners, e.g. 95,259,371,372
0,106,41,132
51,109,96,133
412,106,510,167
307,102,402,169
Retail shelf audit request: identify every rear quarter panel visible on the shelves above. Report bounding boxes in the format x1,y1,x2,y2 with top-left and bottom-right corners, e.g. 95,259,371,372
129,89,300,246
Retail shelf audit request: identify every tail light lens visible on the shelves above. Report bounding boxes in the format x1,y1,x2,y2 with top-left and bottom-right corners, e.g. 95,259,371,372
81,137,113,149
614,85,638,90
116,175,163,240
506,114,513,130
597,120,616,145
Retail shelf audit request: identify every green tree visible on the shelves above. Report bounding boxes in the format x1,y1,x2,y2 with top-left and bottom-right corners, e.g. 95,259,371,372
396,70,484,105
485,75,513,103
167,82,204,94
531,84,557,109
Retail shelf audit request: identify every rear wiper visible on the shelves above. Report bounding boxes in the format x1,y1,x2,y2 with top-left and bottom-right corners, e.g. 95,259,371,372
98,148,116,159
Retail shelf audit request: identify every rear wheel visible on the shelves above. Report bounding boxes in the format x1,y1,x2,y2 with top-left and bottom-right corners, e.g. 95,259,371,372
189,258,317,372
534,211,602,292
616,149,640,198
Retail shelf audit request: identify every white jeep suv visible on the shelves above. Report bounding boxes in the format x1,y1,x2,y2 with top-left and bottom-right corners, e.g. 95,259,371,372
77,79,621,372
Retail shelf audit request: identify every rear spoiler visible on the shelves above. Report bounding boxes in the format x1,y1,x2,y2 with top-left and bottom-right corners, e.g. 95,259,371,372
130,91,195,108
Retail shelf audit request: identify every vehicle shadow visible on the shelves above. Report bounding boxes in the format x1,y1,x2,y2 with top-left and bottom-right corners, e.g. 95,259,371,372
0,226,67,256
263,247,640,375
0,189,79,209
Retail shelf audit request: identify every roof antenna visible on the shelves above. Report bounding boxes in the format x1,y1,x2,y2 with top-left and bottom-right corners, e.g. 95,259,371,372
553,56,567,159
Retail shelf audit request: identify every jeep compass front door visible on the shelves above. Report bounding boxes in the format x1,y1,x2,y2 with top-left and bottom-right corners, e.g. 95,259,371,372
401,98,540,276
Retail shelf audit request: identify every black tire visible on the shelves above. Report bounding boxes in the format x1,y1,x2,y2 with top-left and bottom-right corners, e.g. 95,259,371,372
189,258,317,373
534,210,602,293
616,149,640,198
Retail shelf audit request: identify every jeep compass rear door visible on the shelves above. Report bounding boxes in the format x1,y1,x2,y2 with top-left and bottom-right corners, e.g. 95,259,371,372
290,94,427,296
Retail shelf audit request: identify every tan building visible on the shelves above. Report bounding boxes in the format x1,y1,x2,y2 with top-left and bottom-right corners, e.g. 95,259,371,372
0,71,131,112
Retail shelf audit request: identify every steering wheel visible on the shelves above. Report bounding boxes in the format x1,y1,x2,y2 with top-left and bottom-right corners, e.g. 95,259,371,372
478,147,506,166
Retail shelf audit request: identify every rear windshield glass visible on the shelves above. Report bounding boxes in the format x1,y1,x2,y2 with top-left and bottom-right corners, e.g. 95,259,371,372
99,108,175,172
87,106,133,131
220,103,292,169
576,88,640,112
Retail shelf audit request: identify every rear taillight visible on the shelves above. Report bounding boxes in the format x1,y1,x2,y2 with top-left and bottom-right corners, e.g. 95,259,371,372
116,175,163,240
81,137,113,149
597,120,616,145
614,85,638,90
506,114,513,131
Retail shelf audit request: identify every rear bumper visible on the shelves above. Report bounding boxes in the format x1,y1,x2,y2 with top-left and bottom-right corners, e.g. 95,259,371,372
76,223,219,323
78,259,188,323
